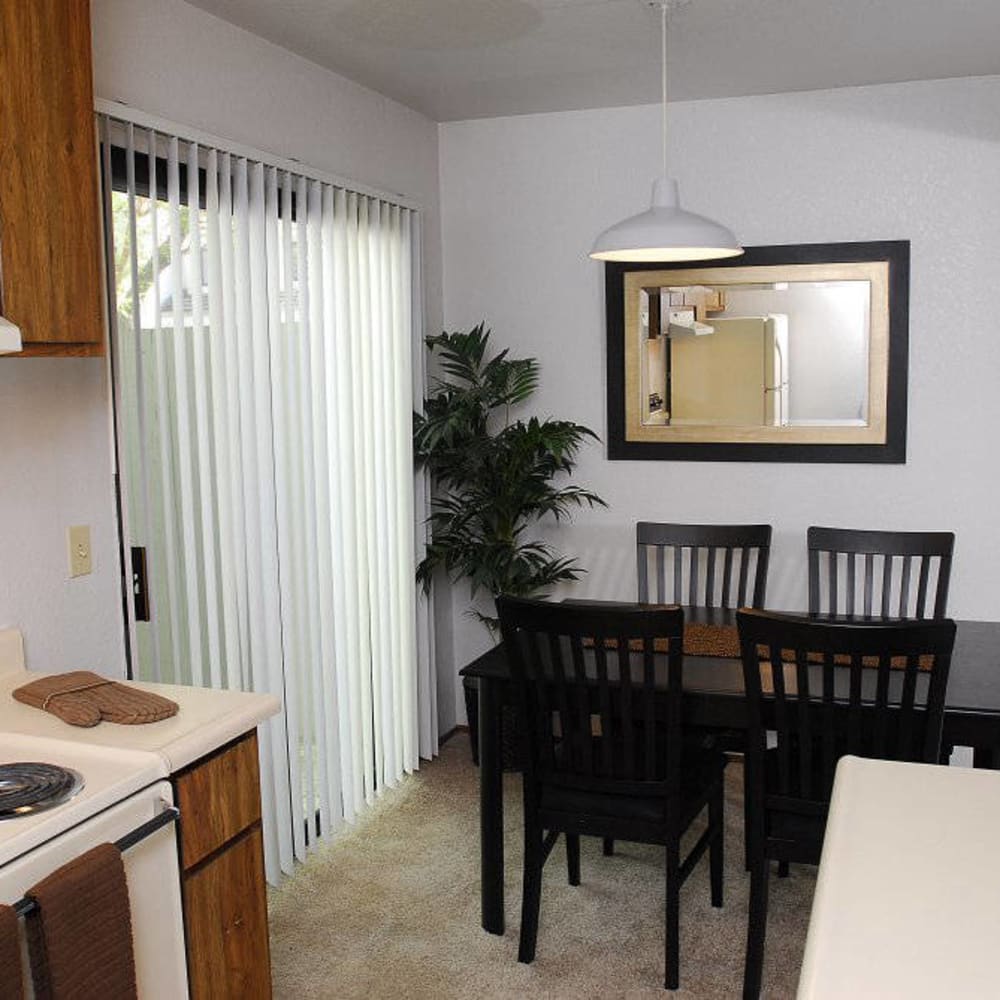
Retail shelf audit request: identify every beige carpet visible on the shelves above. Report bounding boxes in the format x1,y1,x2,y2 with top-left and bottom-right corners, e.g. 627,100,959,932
268,740,815,999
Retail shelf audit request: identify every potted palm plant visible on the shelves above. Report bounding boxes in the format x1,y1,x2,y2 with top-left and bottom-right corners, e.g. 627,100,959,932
414,323,605,763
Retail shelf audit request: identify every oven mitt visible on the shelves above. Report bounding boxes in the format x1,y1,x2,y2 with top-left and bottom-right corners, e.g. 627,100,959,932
12,671,178,727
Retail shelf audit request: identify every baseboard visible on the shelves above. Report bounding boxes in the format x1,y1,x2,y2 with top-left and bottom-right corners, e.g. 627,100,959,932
438,724,469,748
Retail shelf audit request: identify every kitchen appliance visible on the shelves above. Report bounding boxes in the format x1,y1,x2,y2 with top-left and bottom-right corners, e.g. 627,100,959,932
0,762,83,819
669,315,789,426
0,732,189,998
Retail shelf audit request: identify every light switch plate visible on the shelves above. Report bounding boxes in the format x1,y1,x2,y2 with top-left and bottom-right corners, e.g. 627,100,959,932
68,524,92,577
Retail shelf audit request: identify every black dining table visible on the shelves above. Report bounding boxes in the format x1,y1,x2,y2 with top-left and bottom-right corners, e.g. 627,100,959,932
460,604,1000,935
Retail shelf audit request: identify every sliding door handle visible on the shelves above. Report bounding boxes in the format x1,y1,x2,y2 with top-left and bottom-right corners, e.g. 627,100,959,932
131,546,151,622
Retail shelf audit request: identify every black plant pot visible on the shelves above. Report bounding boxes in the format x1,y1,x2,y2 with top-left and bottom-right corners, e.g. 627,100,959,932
462,674,524,772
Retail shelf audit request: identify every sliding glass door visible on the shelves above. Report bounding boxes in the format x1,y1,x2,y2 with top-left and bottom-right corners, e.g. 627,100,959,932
100,113,436,881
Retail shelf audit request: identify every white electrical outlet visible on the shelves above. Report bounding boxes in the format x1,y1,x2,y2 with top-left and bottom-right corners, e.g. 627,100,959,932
68,525,92,577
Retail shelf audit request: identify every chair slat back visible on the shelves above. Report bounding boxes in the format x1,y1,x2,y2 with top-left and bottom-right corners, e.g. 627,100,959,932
637,522,772,609
737,610,956,822
807,526,955,618
497,596,685,797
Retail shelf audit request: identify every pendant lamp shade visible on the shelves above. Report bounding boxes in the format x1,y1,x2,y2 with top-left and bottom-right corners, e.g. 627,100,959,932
590,177,743,262
589,1,743,263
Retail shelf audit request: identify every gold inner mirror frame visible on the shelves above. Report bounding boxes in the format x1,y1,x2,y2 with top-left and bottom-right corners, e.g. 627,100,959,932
623,261,890,446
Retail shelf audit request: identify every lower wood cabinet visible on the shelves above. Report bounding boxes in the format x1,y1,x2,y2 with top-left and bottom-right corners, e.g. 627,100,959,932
172,731,272,999
182,826,271,1000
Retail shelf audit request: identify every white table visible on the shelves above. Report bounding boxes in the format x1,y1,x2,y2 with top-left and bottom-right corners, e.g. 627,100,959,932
798,755,1000,998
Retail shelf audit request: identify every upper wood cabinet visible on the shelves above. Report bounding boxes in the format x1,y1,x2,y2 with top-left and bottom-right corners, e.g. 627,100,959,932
0,0,105,356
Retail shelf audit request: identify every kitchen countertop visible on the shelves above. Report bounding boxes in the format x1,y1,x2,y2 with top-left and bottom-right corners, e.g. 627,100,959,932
0,670,280,772
797,755,1000,999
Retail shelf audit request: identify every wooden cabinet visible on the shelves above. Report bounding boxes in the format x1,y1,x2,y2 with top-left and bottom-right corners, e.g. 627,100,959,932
183,828,271,1000
175,731,263,869
0,0,105,356
173,731,273,999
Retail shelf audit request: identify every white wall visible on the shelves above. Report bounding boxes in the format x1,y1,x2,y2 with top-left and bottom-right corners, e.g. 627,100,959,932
0,1,448,716
0,360,124,674
439,76,1000,723
90,0,441,236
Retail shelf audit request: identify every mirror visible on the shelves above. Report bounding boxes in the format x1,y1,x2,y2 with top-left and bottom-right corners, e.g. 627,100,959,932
605,242,909,463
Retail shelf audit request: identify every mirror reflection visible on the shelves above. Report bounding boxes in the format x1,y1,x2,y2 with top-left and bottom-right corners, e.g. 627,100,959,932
639,280,871,429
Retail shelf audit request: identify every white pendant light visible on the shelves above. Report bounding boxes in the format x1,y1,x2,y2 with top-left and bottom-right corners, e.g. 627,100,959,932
590,1,742,263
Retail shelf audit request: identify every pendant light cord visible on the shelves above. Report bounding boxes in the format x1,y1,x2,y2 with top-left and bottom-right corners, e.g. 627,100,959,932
661,1,668,176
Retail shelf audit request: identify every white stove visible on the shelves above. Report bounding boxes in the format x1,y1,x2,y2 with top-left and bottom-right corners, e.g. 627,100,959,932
0,633,189,997
0,733,168,867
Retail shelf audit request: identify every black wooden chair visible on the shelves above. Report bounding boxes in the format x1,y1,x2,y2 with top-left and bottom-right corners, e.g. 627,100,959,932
497,595,726,991
637,522,772,608
736,609,957,999
631,522,773,865
807,526,954,618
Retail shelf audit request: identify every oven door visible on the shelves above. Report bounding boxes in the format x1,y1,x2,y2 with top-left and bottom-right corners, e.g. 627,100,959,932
0,780,188,999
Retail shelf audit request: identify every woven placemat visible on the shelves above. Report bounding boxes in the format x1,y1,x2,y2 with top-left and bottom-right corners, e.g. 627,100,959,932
581,629,935,670
581,623,739,658
766,649,936,672
685,622,740,658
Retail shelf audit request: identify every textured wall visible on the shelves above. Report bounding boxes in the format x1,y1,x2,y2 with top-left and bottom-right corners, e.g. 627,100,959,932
439,76,1000,722
0,360,124,673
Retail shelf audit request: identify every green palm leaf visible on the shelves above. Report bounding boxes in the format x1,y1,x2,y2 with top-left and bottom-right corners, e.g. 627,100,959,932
415,324,607,623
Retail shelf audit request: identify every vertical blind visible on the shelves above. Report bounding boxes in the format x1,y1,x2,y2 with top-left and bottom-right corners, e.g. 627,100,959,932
99,112,437,881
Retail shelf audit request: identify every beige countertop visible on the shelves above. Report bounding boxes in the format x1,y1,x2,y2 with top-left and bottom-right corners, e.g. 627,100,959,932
798,755,1000,999
0,669,280,772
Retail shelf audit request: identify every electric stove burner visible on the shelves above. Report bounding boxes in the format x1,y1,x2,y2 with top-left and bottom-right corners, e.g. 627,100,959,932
0,763,84,820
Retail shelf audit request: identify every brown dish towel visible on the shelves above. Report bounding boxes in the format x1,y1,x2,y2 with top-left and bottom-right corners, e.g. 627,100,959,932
0,903,25,1000
25,844,137,1000
13,672,178,727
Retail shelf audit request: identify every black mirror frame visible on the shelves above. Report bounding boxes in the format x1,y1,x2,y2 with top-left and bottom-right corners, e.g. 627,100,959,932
604,240,909,463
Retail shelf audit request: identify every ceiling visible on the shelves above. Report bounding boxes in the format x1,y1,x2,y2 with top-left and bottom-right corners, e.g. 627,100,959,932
186,0,1000,122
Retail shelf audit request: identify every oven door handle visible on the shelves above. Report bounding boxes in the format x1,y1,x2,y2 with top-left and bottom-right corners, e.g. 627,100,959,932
12,803,180,918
